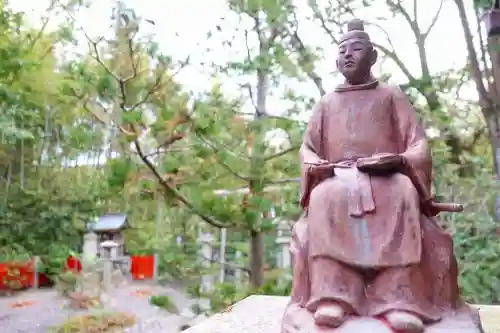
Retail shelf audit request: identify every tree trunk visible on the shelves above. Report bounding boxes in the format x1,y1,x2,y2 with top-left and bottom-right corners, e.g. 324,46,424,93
454,0,500,219
246,22,272,287
249,229,264,288
486,112,500,218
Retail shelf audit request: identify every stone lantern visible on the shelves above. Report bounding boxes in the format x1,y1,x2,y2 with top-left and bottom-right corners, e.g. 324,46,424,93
275,219,292,270
100,240,119,259
481,0,500,37
100,240,119,290
275,219,293,288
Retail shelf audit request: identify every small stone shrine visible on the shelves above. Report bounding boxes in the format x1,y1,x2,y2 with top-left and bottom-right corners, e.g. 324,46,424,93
87,213,129,258
84,213,131,290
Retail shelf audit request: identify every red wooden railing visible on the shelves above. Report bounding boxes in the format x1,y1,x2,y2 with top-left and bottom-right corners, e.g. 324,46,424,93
0,260,50,290
130,255,154,280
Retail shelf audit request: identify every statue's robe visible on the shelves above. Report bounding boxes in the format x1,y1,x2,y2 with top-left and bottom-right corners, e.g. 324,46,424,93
298,80,461,321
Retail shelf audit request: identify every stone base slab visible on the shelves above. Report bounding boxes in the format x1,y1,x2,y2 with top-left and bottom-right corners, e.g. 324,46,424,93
184,296,499,333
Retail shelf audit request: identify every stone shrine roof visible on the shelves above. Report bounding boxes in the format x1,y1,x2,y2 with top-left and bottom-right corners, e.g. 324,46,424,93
88,213,128,232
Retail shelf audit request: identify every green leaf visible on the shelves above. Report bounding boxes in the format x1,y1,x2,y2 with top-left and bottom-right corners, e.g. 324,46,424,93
121,110,142,125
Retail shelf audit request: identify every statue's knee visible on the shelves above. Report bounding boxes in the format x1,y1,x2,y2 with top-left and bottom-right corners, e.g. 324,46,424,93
309,179,344,207
391,173,412,187
391,173,418,197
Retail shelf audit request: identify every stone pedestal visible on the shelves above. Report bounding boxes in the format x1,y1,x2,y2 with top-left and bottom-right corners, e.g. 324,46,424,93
100,240,119,291
82,232,98,261
275,219,292,270
281,302,484,333
183,296,498,333
77,261,101,299
198,232,214,293
234,251,243,287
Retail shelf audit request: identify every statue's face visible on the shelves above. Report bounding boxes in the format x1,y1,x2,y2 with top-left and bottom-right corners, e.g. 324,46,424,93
336,38,375,82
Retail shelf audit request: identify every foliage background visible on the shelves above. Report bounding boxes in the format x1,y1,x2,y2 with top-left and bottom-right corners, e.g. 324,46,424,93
1,0,500,309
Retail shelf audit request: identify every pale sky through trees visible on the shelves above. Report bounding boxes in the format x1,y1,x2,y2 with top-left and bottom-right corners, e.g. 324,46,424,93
9,0,478,121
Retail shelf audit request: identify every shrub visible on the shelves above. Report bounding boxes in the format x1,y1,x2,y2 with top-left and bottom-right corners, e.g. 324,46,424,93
51,312,135,333
197,269,292,314
55,271,79,296
149,295,179,313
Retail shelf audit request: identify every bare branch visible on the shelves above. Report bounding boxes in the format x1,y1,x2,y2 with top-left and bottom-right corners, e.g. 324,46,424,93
169,55,191,78
308,4,339,44
263,145,299,161
423,0,444,37
268,26,280,46
227,106,300,123
373,42,415,82
413,0,418,27
26,0,57,49
77,98,111,125
474,4,493,87
367,22,416,82
453,0,489,108
249,11,265,50
288,6,327,96
158,133,185,149
386,0,419,37
288,30,326,95
240,82,258,114
89,39,118,80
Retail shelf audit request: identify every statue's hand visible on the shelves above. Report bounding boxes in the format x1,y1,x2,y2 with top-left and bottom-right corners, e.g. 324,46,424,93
356,153,404,174
307,160,335,177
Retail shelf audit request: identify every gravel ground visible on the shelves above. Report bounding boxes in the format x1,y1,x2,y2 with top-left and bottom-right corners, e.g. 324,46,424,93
0,282,204,333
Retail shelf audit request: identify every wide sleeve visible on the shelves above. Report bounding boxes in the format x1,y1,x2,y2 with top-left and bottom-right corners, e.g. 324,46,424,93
391,87,433,203
299,100,324,210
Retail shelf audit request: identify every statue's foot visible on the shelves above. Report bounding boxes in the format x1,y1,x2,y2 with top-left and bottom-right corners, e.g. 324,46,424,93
313,303,346,327
385,311,424,333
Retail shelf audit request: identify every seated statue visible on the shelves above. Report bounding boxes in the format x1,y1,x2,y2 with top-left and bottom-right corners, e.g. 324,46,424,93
281,19,483,333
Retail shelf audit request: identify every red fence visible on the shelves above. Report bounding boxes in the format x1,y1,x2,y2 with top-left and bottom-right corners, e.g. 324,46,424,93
0,255,154,290
130,255,154,280
0,260,50,290
65,255,155,279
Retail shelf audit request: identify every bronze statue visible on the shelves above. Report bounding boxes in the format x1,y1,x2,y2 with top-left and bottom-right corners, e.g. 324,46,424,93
281,19,482,333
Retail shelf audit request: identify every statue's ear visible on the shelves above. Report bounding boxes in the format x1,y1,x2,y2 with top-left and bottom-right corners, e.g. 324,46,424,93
336,59,340,70
371,48,378,65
